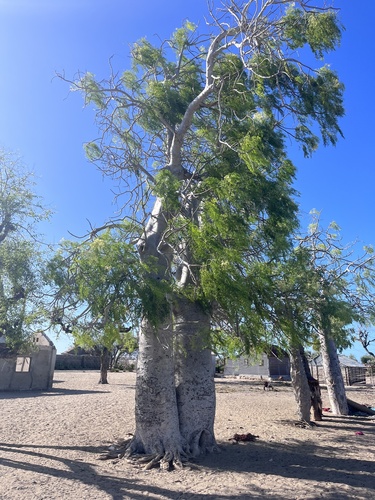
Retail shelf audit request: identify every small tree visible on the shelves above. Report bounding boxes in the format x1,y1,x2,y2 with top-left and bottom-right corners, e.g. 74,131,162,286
293,212,375,414
47,225,145,383
74,327,137,383
360,354,374,365
358,328,375,359
0,150,50,352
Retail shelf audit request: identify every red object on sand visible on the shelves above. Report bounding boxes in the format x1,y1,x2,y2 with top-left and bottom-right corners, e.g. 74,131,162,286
355,431,364,436
322,408,331,412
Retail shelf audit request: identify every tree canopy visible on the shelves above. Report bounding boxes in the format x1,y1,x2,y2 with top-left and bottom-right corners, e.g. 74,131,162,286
0,150,50,352
58,0,347,468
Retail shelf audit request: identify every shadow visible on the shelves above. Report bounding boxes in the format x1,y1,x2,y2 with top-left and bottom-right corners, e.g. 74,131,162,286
0,442,270,500
1,435,373,499
215,378,291,393
0,388,110,400
106,383,136,390
193,437,374,496
322,415,375,430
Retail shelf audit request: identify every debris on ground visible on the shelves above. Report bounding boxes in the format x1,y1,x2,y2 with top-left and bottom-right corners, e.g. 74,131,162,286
229,433,259,443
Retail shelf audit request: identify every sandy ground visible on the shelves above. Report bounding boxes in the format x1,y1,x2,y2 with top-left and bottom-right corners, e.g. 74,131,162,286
0,371,374,500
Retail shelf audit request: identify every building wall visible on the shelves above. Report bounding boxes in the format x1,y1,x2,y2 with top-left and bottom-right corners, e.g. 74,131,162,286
55,354,101,370
224,354,271,377
224,353,291,379
269,355,290,377
0,345,56,391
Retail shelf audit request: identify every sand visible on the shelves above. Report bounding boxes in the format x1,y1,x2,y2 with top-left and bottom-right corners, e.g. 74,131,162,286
0,371,374,500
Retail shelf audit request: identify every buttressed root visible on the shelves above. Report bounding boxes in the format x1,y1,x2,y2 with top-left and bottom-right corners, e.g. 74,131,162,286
98,437,188,471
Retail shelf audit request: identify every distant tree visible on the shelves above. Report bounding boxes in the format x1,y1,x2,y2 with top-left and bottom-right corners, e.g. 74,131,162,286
0,150,50,352
74,328,137,383
348,353,358,362
46,225,143,383
360,354,374,365
109,330,138,370
63,0,345,467
357,328,375,359
292,212,375,415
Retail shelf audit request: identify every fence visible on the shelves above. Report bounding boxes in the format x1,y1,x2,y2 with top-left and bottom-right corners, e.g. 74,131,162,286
55,354,101,370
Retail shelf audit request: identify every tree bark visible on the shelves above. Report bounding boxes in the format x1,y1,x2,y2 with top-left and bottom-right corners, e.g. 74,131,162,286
289,346,312,423
300,348,322,421
129,318,184,462
128,197,187,466
174,298,217,456
98,346,110,384
319,332,349,415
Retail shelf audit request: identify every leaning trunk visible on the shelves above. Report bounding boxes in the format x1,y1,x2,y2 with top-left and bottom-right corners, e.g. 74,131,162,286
319,332,348,415
289,346,312,423
174,297,217,456
300,348,322,421
98,347,110,384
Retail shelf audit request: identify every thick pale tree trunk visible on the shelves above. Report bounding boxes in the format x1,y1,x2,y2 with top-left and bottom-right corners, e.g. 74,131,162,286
174,298,217,456
129,318,184,462
319,332,349,415
128,198,187,466
289,346,312,423
127,193,218,465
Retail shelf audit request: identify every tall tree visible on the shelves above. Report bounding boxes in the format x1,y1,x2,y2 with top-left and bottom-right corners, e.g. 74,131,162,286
63,1,344,468
294,212,375,414
0,150,50,351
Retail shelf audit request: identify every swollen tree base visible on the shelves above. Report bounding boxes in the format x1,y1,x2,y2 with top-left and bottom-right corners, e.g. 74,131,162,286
98,436,191,470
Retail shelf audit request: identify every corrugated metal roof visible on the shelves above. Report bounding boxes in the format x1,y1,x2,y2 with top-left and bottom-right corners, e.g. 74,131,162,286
312,354,365,368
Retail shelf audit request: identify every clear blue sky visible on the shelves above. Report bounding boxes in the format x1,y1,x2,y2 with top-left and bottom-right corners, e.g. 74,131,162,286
1,1,374,355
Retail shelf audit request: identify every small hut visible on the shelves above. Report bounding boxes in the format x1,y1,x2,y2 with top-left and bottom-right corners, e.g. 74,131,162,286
311,355,367,386
0,332,56,391
224,347,290,379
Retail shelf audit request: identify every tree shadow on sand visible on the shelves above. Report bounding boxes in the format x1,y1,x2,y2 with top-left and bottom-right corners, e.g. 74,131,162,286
194,426,374,499
0,442,269,500
1,420,374,500
0,388,110,400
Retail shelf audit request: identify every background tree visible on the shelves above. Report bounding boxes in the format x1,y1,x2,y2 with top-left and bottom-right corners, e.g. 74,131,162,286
108,329,138,371
360,354,374,364
62,0,345,468
357,328,375,359
73,327,137,384
292,212,375,415
47,225,144,383
0,150,50,352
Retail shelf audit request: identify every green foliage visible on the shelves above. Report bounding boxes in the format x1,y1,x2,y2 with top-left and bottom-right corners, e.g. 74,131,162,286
0,151,49,352
46,224,172,350
361,354,374,365
283,7,343,58
84,142,102,162
211,329,245,359
69,2,346,358
171,21,197,50
153,170,181,212
249,58,344,156
78,72,106,109
0,150,51,241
